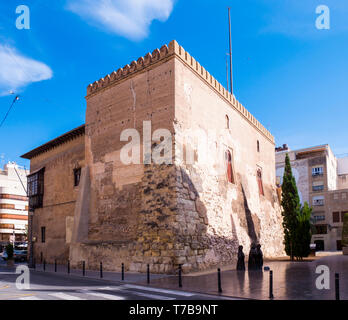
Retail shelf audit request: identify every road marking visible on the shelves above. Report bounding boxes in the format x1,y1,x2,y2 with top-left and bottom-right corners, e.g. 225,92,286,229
0,285,10,289
128,291,176,300
123,284,194,297
19,296,42,300
81,291,125,300
97,286,125,291
48,292,86,300
98,286,175,300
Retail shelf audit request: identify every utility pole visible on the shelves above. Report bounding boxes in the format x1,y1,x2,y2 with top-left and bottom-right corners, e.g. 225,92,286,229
228,7,233,95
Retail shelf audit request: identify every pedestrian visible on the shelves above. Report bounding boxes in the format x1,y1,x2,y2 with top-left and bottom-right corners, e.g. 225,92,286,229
255,244,263,270
236,245,245,271
248,243,257,270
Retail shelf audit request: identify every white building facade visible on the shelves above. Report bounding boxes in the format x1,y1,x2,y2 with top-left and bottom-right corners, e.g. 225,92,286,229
276,145,348,251
0,162,29,243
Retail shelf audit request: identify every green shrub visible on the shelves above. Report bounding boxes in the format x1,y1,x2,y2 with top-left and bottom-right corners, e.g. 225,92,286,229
342,212,348,247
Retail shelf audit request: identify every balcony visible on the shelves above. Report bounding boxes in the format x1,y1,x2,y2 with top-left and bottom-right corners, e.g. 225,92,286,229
312,185,324,192
313,199,325,206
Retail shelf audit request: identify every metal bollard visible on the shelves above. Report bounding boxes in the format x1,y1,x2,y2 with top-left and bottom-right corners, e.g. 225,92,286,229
82,261,85,276
40,252,43,263
100,262,103,279
218,268,222,293
55,260,57,272
269,270,274,300
178,264,182,288
335,273,340,300
33,258,36,270
121,263,124,281
67,260,70,274
43,259,46,271
147,264,150,284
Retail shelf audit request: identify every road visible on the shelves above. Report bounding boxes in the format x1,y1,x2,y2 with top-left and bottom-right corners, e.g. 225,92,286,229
0,263,232,301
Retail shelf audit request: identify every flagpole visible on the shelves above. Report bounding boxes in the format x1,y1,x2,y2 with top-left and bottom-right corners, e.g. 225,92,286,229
228,7,233,95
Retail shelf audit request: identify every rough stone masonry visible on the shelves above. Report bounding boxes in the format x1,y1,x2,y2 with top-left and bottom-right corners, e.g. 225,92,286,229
22,40,285,274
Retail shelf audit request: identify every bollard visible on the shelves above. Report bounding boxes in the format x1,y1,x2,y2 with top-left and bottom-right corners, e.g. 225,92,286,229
147,264,150,284
33,258,36,270
82,261,86,276
269,270,274,300
67,260,70,274
55,260,57,272
217,268,222,293
121,263,124,281
335,273,340,301
43,259,46,271
100,262,103,279
40,252,43,264
178,264,182,288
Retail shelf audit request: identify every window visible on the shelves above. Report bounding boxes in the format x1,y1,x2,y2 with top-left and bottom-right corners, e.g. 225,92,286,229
74,168,81,187
314,215,325,222
257,168,264,196
334,193,339,200
313,196,324,206
312,167,324,176
27,168,45,210
315,225,327,234
257,140,260,153
225,150,234,184
0,204,15,209
333,212,340,223
225,115,230,129
312,185,324,192
342,193,347,200
41,226,46,243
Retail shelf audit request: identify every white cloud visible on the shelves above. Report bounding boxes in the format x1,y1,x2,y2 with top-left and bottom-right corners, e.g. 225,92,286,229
0,44,53,96
66,0,174,40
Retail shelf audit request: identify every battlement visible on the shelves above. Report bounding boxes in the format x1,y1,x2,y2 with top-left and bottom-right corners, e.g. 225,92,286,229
86,40,274,143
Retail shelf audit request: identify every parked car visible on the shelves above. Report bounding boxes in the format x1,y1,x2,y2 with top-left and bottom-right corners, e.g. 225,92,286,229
1,249,27,262
14,250,27,262
1,251,8,261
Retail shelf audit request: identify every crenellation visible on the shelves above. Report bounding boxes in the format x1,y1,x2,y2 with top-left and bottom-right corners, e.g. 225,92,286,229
85,40,274,143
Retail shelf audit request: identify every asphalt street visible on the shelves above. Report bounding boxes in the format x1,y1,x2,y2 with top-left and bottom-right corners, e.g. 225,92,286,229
0,263,233,301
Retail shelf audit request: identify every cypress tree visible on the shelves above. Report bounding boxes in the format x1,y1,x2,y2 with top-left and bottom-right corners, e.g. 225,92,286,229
342,212,348,248
294,202,312,260
281,153,301,260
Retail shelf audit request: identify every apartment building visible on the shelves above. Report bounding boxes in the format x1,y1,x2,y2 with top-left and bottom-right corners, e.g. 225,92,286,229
0,162,29,243
276,145,348,251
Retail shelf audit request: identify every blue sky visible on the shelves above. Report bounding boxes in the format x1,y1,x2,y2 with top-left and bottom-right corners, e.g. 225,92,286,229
0,0,348,168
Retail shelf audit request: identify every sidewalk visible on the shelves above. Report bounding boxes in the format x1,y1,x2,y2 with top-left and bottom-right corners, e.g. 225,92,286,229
11,254,348,300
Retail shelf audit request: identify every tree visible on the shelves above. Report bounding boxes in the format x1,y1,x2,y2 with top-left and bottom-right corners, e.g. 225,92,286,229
5,243,14,260
281,153,301,260
342,212,348,248
294,202,312,260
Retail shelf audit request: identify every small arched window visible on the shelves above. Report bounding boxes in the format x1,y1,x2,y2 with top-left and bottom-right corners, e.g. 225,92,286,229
257,140,260,152
225,115,230,129
225,150,234,184
257,168,264,196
